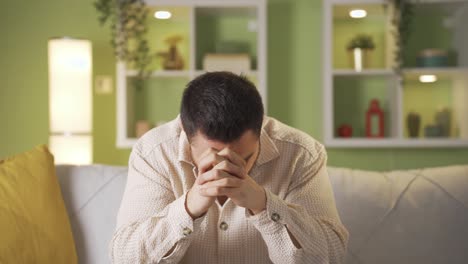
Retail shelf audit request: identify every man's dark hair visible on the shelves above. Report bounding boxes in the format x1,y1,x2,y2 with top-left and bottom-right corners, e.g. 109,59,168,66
180,71,264,143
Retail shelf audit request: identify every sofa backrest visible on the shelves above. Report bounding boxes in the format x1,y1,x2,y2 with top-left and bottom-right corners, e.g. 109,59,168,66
329,165,468,264
56,164,468,264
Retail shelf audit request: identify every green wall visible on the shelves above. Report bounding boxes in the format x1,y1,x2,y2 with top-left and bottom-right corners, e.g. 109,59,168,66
0,0,130,165
1,0,467,171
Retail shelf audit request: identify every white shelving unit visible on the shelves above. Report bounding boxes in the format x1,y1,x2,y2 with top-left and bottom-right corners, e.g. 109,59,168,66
326,138,468,148
333,69,396,76
117,0,267,148
323,0,468,148
403,67,468,80
126,69,192,78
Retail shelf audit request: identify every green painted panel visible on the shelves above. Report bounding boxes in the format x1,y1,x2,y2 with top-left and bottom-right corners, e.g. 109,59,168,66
327,149,394,171
266,0,295,125
391,148,468,170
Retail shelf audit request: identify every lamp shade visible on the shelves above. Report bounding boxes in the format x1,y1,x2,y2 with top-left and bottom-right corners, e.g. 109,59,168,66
49,135,92,165
48,38,92,164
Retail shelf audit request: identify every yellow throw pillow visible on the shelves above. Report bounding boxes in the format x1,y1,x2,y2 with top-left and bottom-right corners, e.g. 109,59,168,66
0,145,77,263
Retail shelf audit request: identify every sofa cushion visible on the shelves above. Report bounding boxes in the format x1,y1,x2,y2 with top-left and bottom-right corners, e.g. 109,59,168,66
0,145,77,263
55,164,127,264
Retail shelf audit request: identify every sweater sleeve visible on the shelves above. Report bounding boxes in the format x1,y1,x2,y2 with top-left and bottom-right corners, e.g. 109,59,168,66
109,149,205,263
245,146,349,264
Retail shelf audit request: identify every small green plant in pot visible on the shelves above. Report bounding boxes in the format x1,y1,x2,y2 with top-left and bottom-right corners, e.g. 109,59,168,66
347,34,375,71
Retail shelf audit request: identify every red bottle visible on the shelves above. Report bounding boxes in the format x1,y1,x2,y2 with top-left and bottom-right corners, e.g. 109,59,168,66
366,99,384,138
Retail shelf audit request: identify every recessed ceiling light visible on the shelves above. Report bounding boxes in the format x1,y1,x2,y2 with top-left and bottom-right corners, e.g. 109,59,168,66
419,75,437,83
154,10,171,19
349,9,367,19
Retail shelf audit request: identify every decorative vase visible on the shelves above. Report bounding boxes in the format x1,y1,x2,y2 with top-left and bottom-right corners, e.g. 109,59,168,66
407,112,421,138
366,99,384,138
435,107,451,137
349,48,372,72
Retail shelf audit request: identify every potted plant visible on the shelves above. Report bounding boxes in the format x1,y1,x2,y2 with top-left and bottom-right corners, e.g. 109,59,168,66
347,34,375,71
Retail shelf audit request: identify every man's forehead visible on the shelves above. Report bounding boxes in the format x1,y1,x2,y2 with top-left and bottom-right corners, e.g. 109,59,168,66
191,135,257,158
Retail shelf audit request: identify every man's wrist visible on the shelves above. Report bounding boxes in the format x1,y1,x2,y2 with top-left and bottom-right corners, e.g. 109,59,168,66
249,188,267,215
185,190,204,220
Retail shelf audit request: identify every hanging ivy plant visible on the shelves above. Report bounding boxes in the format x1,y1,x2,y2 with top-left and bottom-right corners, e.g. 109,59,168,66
387,0,414,78
94,0,155,89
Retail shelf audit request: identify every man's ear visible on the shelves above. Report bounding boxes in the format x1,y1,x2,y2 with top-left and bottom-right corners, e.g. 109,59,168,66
178,115,183,130
179,118,193,144
179,116,189,139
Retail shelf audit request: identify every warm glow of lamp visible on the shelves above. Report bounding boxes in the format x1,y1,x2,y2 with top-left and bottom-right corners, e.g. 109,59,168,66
350,9,367,19
154,10,172,19
419,74,437,83
48,38,92,164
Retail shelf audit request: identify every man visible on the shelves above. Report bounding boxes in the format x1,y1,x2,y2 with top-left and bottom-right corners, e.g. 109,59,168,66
110,72,348,263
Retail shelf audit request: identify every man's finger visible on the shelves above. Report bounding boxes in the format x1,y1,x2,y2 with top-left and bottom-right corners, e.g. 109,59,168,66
217,148,246,168
198,148,225,174
213,160,245,179
200,177,242,189
198,186,232,197
197,169,232,185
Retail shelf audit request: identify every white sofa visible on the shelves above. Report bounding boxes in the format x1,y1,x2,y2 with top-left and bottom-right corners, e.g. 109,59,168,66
56,165,468,264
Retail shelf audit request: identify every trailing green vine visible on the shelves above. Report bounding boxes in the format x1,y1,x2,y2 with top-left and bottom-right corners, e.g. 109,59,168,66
94,0,155,89
387,0,414,78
